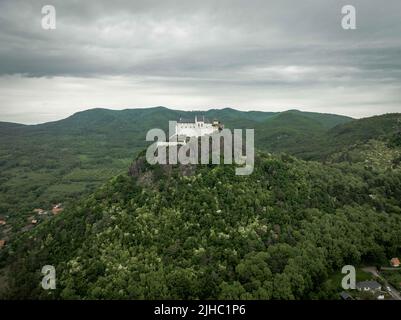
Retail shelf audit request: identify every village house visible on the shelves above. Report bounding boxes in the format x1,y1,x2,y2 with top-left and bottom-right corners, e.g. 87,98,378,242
31,219,38,225
390,257,400,267
33,208,45,214
356,281,382,292
0,239,6,249
0,219,6,226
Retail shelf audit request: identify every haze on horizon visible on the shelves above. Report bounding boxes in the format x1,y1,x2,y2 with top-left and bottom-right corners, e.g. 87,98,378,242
0,0,400,124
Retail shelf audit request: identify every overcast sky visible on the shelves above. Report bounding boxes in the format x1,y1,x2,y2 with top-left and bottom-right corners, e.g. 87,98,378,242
0,0,400,124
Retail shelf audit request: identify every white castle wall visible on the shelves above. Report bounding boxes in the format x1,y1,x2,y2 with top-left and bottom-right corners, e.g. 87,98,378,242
175,121,217,137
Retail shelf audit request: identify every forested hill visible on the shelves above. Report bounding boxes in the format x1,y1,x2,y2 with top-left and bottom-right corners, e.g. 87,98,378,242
328,113,401,145
0,107,350,135
0,107,352,235
1,148,401,299
0,108,400,247
1,109,401,299
257,112,401,160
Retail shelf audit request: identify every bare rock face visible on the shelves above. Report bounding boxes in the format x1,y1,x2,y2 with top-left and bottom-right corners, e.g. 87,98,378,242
128,135,235,182
128,151,197,185
128,156,147,178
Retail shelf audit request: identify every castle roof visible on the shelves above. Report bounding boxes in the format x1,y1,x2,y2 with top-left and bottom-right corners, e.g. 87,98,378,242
178,116,212,124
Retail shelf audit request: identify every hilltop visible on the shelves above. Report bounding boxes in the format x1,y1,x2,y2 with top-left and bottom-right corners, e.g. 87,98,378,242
1,108,400,241
0,107,352,235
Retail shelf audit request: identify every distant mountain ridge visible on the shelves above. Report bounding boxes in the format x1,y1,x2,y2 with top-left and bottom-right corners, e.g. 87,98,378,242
0,106,352,130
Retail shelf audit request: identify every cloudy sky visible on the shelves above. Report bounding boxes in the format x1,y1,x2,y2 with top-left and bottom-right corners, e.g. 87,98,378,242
0,0,400,123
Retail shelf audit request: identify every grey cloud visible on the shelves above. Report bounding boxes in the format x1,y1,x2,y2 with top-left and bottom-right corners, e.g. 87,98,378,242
0,0,400,122
0,0,400,77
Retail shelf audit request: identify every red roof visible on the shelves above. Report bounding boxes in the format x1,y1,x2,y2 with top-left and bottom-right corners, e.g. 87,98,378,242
391,258,400,267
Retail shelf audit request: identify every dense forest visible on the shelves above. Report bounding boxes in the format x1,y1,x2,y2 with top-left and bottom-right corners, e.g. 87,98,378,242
0,108,401,299
0,108,351,236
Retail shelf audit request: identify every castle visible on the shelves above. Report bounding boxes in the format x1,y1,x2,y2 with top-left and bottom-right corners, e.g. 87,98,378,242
175,116,222,138
154,116,224,147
